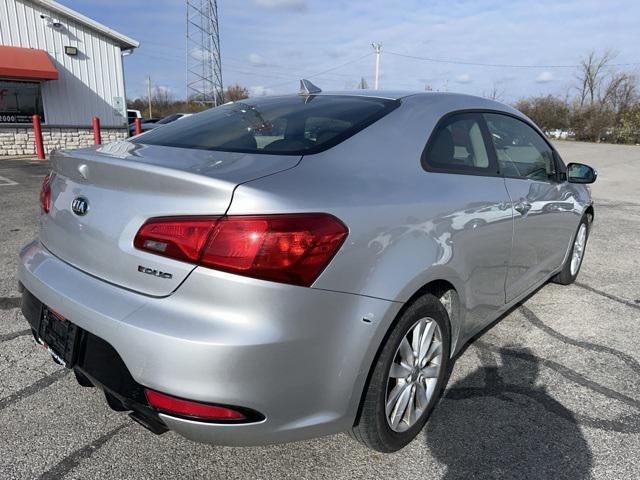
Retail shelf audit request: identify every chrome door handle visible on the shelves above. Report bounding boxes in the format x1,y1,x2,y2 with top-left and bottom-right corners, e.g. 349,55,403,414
514,201,531,215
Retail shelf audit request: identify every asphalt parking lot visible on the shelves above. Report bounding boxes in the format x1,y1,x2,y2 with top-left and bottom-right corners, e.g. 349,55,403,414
1,141,639,479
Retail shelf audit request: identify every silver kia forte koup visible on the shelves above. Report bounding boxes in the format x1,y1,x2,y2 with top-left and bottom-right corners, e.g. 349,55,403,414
19,83,596,452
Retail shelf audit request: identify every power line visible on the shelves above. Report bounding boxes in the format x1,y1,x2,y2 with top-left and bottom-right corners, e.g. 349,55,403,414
384,50,640,69
135,51,355,85
264,52,374,89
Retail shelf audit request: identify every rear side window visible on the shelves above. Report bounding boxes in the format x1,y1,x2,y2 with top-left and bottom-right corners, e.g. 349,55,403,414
422,113,494,175
134,96,399,155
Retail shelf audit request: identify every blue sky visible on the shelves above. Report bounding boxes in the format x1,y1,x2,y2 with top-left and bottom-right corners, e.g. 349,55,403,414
62,0,640,102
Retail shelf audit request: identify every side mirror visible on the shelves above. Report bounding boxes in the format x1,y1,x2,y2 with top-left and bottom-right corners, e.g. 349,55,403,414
567,163,597,184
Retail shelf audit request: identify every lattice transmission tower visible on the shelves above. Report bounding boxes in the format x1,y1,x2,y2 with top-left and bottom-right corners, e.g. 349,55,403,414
186,0,223,105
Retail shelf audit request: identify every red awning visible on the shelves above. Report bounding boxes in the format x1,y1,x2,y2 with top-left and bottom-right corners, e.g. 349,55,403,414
0,46,58,81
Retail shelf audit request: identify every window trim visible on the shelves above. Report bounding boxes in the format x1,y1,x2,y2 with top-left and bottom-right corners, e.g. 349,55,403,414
420,111,500,177
421,108,566,182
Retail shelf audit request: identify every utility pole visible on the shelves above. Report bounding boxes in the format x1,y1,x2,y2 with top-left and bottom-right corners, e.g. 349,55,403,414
146,75,152,118
371,42,381,90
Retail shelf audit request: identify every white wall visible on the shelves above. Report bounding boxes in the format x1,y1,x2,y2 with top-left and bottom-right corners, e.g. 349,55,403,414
0,0,128,127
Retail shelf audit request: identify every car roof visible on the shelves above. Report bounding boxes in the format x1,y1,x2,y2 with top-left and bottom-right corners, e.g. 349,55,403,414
262,90,514,109
254,90,521,117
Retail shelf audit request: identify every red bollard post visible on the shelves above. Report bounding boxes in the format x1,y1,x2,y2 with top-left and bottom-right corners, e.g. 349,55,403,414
134,117,142,136
92,116,101,145
32,115,45,160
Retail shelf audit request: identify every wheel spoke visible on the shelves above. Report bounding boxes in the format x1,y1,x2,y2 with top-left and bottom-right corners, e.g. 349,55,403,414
422,340,442,364
415,382,428,410
386,382,407,415
405,387,417,425
389,362,411,378
418,321,437,362
411,319,426,358
421,366,439,378
399,336,414,365
390,385,411,429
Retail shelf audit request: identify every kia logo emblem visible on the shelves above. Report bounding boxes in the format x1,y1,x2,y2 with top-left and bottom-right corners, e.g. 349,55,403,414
71,197,89,216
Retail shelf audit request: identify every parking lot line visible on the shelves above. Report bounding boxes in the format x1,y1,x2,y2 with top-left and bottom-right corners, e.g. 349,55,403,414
0,175,18,186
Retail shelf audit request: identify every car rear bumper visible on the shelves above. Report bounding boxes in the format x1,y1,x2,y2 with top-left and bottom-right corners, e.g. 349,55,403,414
18,240,402,445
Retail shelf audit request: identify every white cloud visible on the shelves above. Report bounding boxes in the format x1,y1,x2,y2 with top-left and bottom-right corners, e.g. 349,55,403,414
250,85,275,96
248,53,267,66
535,71,554,83
253,0,307,12
189,48,207,61
455,74,472,84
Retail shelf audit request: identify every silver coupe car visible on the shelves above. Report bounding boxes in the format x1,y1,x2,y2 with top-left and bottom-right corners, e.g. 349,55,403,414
19,82,596,452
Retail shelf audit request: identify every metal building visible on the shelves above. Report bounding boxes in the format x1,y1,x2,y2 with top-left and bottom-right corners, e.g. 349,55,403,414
0,0,139,155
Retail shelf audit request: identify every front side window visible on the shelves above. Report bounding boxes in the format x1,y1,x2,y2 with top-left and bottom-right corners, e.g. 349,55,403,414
423,113,492,174
0,80,44,124
134,95,399,155
484,113,555,182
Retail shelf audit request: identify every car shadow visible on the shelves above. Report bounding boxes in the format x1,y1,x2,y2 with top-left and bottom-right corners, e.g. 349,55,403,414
423,343,593,479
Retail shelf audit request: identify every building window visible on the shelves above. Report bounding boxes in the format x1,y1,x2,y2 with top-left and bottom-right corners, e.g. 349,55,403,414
0,80,45,124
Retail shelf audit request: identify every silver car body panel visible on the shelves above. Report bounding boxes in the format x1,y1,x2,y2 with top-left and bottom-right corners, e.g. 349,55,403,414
18,91,593,445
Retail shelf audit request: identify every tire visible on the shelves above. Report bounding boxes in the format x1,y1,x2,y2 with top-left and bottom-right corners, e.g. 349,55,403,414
350,294,451,452
74,369,94,387
552,215,590,285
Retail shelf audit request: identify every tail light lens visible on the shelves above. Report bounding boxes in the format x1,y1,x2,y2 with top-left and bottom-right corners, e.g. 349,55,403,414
40,174,52,213
145,389,246,421
134,216,219,263
134,213,348,287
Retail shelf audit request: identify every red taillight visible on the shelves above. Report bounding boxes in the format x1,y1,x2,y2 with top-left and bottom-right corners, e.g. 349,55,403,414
40,174,52,213
145,389,245,421
134,213,348,287
134,216,219,263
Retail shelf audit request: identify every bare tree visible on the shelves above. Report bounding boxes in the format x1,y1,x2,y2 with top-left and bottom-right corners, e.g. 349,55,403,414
151,86,173,111
602,72,638,114
483,83,505,102
576,50,616,106
225,84,249,102
357,77,368,89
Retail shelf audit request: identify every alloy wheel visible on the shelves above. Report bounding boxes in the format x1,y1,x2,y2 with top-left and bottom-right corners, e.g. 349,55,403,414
570,223,587,276
385,317,443,432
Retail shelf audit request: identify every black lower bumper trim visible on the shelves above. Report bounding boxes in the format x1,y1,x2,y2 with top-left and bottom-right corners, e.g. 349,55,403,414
21,287,168,434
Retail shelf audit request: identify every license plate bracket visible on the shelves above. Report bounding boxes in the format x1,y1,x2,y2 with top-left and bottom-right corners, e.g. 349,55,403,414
36,306,81,368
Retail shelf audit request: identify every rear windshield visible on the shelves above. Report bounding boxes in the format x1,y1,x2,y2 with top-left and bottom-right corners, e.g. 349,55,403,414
133,95,399,155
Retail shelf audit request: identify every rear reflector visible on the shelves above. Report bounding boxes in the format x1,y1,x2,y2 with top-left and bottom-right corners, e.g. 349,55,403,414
40,173,52,213
134,213,348,287
145,389,245,421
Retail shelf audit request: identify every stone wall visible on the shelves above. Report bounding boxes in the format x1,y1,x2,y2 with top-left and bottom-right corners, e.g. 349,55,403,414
0,126,129,156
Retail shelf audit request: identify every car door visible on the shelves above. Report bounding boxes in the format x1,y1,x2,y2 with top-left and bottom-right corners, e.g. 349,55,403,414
483,112,577,302
422,112,513,332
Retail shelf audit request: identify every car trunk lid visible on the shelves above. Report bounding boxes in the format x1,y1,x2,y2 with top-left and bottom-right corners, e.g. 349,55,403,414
40,142,300,297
